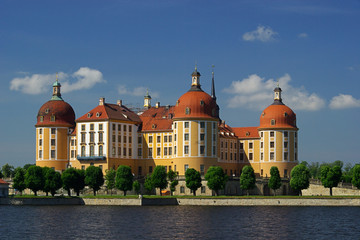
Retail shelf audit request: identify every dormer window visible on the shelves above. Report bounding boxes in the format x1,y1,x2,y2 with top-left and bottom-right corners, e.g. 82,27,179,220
200,100,204,106
185,107,191,115
284,112,288,117
45,108,50,114
271,119,276,125
50,115,55,122
152,124,157,129
246,132,250,136
96,112,101,117
40,116,44,122
87,113,92,118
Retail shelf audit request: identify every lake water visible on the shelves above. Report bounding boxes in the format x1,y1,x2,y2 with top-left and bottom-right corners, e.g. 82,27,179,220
1,205,359,239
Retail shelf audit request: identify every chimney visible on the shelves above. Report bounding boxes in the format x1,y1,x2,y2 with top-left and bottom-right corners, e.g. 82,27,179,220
117,99,122,106
156,102,160,108
99,97,105,106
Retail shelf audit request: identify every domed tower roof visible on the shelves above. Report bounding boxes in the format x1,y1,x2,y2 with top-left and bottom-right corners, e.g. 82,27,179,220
259,86,297,130
174,67,218,120
36,77,75,128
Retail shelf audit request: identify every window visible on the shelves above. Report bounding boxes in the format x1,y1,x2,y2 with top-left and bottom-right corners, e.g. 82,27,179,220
271,119,276,125
213,122,216,129
118,147,121,156
270,131,274,137
221,141,223,148
129,136,132,143
82,166,85,170
169,147,172,155
284,169,288,177
169,135,172,142
270,142,274,148
112,124,116,131
180,186,185,193
284,131,288,137
51,139,56,146
129,126,132,132
118,135,121,143
270,152,274,160
200,146,205,154
174,134,177,141
240,153,244,161
157,136,161,143
149,148,153,157
185,107,191,115
90,132,94,143
261,132,263,137
40,116,44,122
284,152,288,160
71,139,74,146
82,125,85,131
123,148,127,156
184,164,189,172
39,129,43,134
81,146,85,157
118,124,121,131
149,166,153,173
138,148,142,156
225,153,228,160
164,147,168,156
213,134,216,141
39,139,42,146
213,146,216,155
157,147,161,156
234,153,237,161
99,145,103,156
261,169,263,176
51,128,56,134
200,122,205,128
184,145,189,154
112,147,116,156
149,136,153,143
39,150,42,158
138,166,142,176
261,142,263,148
99,124,103,131
184,133,189,141
174,146,177,155
184,122,189,128
200,165,205,175
164,166,167,172
221,152,223,160
123,125,127,131
225,142,228,148
138,136,142,144
164,136,168,142
261,152,263,160
249,153,253,160
284,142,288,148
200,133,205,141
99,132,103,143
90,124,94,131
123,136,127,143
99,165,103,170
129,148,132,157
240,143,243,149
230,153,233,160
81,133,86,143
90,145,94,156
249,142,253,149
51,150,55,158
230,142,233,149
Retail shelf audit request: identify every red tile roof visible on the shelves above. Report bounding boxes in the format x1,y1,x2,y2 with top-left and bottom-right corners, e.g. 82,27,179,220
36,100,76,128
232,127,260,139
76,103,141,123
140,106,175,131
0,179,9,185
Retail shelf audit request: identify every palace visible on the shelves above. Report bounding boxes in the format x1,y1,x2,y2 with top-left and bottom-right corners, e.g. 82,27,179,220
35,68,298,179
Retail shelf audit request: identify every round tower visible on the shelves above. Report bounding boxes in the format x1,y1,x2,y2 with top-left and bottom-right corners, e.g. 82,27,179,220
257,86,298,178
172,67,219,176
35,76,75,172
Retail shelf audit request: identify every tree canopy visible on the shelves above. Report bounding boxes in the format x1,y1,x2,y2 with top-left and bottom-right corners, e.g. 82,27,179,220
2,163,14,178
290,164,311,196
13,167,26,195
240,165,256,195
85,166,104,196
24,165,44,196
167,170,178,196
351,165,360,189
268,166,281,196
133,180,141,194
44,168,62,197
320,165,342,196
151,166,168,196
115,165,133,196
204,166,228,196
105,168,116,195
185,168,202,196
62,168,82,196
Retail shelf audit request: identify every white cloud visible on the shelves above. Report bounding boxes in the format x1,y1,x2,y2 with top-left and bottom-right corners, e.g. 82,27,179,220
329,94,360,109
298,33,308,38
224,73,325,111
118,85,159,98
242,25,278,42
9,67,105,95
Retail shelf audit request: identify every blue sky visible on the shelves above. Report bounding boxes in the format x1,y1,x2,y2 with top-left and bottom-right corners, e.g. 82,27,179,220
1,0,360,167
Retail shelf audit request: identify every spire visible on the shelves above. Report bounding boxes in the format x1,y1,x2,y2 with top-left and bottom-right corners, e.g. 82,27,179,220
144,89,151,109
51,73,63,101
272,79,283,105
211,65,216,100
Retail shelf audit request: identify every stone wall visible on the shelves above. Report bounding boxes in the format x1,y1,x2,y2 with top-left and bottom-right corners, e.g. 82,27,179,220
302,183,360,196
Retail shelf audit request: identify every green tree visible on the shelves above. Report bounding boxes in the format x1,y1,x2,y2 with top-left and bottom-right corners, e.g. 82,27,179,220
332,160,344,170
23,164,35,170
85,166,104,196
133,180,141,194
42,167,51,196
24,165,44,196
13,167,26,195
240,166,256,195
204,166,228,196
351,165,360,189
185,168,202,196
62,168,81,196
44,168,62,197
144,175,154,193
268,166,282,196
309,162,320,179
290,164,311,196
151,166,168,196
74,169,86,196
0,169,3,178
167,170,178,196
105,168,116,195
342,163,354,183
320,165,342,196
2,164,15,178
115,165,133,196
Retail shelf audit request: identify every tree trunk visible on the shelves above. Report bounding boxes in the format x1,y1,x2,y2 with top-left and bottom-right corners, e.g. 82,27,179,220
330,187,333,196
111,189,113,196
124,190,127,196
247,190,249,196
193,190,196,196
46,192,49,196
160,189,162,196
34,191,37,196
274,190,276,196
215,190,219,196
93,189,96,196
170,191,173,196
76,191,80,196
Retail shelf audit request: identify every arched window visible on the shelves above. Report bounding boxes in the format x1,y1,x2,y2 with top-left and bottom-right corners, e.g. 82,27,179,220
185,107,191,115
271,119,276,125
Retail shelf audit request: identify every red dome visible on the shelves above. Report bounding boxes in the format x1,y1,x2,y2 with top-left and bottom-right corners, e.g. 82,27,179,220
259,103,297,129
36,100,75,127
174,89,218,119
